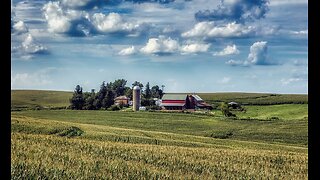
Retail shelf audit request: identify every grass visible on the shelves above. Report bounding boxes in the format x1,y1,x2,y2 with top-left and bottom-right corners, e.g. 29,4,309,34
12,108,308,146
11,90,308,179
11,90,72,110
197,92,308,105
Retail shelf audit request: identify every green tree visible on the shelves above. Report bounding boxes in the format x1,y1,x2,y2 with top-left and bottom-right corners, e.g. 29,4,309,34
70,85,85,110
102,83,115,109
132,81,144,92
112,79,127,97
144,82,152,99
151,85,163,99
94,81,107,109
83,89,96,110
220,102,236,117
124,87,133,100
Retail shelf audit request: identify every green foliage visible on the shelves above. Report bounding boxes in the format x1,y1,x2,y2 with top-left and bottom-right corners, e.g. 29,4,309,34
220,102,236,117
112,79,127,97
69,85,85,110
107,105,121,111
144,82,152,99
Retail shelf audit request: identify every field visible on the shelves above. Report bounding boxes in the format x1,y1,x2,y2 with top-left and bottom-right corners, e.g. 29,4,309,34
11,90,308,179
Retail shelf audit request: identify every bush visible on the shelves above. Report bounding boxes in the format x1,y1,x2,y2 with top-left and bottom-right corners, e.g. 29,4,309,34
107,105,121,111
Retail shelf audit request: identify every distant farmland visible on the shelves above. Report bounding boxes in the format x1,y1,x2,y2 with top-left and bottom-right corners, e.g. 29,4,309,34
11,90,308,110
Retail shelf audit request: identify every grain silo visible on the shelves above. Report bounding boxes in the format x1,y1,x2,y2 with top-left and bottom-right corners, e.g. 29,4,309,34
132,86,141,111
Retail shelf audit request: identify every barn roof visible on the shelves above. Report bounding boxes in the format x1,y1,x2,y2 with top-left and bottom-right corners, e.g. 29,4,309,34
192,94,203,101
161,94,187,100
114,96,129,100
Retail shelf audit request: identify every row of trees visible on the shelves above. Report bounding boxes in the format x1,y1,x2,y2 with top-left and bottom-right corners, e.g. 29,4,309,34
70,79,164,110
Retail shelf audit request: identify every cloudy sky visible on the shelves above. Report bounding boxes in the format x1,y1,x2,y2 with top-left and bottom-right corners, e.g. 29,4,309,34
11,0,308,94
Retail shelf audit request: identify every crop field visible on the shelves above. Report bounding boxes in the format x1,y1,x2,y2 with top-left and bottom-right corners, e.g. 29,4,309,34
11,90,308,179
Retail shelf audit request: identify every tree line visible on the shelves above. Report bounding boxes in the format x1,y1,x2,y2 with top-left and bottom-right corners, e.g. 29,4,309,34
70,79,164,110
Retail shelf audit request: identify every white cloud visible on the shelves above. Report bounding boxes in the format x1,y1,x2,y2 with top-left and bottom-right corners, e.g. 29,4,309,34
290,29,308,35
21,34,48,54
12,21,28,34
246,41,268,65
181,43,211,54
140,36,180,55
214,44,239,56
90,13,141,34
42,1,73,33
182,21,255,39
118,46,137,56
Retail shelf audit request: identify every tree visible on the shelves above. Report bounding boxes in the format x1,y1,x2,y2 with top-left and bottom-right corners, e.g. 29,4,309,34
102,85,115,109
83,89,96,110
220,102,236,117
70,85,85,110
124,87,133,100
94,81,107,109
112,79,127,97
132,81,144,92
151,85,163,99
144,82,152,99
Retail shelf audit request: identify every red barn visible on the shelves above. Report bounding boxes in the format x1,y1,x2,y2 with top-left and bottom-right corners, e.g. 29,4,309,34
160,94,213,110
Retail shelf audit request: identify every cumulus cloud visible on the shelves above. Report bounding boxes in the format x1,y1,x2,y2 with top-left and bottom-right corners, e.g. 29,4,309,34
181,43,211,54
42,1,91,36
214,44,239,56
118,46,137,55
195,0,269,23
12,21,28,34
181,21,255,39
42,2,145,36
246,41,268,65
12,34,49,59
140,36,180,55
21,34,48,54
225,41,270,66
139,36,211,55
90,13,142,34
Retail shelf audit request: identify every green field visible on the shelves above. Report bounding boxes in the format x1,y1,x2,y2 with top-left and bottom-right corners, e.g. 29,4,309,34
11,90,308,179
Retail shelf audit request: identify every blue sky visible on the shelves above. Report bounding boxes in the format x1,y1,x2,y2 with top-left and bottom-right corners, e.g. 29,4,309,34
11,0,308,94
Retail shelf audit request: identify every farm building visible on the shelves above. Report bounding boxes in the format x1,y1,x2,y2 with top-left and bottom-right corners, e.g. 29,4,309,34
114,96,130,106
160,94,213,110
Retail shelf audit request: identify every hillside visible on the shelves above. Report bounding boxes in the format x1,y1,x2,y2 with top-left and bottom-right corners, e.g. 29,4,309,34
11,90,72,110
11,90,308,179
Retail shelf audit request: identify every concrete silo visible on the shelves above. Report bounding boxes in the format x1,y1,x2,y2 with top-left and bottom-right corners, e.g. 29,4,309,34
132,86,141,111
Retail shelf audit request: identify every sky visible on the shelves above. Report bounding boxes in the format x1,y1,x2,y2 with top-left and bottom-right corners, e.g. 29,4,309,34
11,0,308,94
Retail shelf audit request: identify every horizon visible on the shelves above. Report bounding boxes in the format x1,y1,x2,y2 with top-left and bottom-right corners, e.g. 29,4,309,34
11,0,308,94
11,88,308,95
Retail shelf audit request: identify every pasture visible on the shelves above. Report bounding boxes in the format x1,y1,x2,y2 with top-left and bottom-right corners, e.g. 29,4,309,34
11,90,308,179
